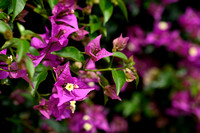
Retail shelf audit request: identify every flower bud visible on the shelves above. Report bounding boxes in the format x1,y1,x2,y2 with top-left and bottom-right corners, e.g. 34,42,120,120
73,61,82,69
123,68,137,82
112,34,129,51
4,30,13,40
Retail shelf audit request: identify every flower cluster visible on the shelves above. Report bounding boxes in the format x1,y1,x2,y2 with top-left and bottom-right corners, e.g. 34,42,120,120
0,0,135,125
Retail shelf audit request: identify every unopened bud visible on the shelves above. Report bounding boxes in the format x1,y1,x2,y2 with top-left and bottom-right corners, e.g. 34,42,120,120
124,68,136,82
4,30,13,40
73,62,82,69
112,34,129,51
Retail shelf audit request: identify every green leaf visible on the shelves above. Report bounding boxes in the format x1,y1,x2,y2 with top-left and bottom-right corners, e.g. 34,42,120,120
0,12,8,20
103,56,110,63
99,0,114,25
89,15,101,33
51,46,84,62
30,64,48,96
135,72,139,87
17,22,25,35
16,39,30,62
29,46,40,56
32,0,44,9
25,55,35,79
113,52,128,61
116,0,128,21
21,30,44,41
101,26,107,37
0,20,11,34
0,0,11,10
0,38,17,50
17,23,42,40
12,0,26,22
116,93,141,117
48,0,58,10
112,70,126,95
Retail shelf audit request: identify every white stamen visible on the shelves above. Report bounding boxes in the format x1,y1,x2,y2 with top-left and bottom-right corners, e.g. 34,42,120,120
83,115,90,121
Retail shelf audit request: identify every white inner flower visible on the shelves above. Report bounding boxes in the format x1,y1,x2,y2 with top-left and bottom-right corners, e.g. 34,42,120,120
158,21,168,30
189,47,198,57
88,82,95,87
83,123,92,131
65,83,74,91
83,115,90,121
65,83,79,91
8,55,13,62
70,101,76,113
127,43,135,51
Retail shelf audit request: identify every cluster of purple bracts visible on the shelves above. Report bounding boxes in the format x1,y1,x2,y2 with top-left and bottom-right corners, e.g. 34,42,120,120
124,1,200,122
0,2,132,132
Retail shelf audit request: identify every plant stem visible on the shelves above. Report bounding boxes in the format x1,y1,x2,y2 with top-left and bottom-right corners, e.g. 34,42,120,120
109,56,114,67
9,47,16,60
83,58,90,69
84,66,127,72
95,72,105,89
80,52,85,54
51,69,56,82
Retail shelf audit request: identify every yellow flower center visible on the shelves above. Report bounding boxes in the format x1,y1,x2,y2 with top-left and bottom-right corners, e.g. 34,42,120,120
83,115,90,121
83,123,92,131
189,47,198,57
158,21,168,30
65,83,74,91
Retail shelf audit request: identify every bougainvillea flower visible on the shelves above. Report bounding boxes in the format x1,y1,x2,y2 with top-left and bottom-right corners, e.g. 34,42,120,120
153,21,171,33
71,27,89,41
125,25,146,54
187,44,200,66
85,35,113,62
33,98,52,119
34,95,72,121
78,59,100,90
0,62,9,79
112,33,129,51
51,3,79,30
54,62,95,106
49,94,72,120
110,115,128,133
10,89,26,105
50,18,77,46
179,7,200,38
68,103,110,133
9,62,29,82
31,27,50,49
147,3,164,21
68,112,96,133
166,91,193,117
58,0,76,10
